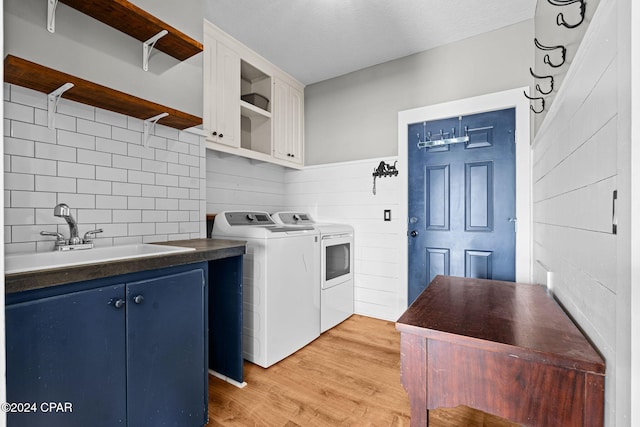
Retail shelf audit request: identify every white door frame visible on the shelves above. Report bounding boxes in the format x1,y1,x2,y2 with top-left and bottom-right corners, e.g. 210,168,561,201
397,87,532,309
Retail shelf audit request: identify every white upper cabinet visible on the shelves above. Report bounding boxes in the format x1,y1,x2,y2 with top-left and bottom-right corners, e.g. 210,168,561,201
203,30,240,147
203,20,305,169
273,78,304,166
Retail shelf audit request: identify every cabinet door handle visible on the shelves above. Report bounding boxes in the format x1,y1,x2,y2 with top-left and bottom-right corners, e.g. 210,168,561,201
212,131,217,136
133,295,145,304
111,298,125,309
219,133,223,138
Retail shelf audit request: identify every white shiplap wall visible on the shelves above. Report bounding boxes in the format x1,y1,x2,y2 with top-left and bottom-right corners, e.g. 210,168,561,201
205,154,404,321
285,158,403,321
531,2,618,424
4,84,206,253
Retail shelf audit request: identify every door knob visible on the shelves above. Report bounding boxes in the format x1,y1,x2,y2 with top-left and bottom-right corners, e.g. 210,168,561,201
410,230,418,237
133,295,144,304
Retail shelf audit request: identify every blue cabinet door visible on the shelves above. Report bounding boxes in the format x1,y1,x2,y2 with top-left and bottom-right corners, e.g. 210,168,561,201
126,268,207,427
408,108,516,304
6,285,126,427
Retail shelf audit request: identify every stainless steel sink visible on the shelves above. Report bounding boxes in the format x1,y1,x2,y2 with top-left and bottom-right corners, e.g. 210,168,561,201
4,244,195,274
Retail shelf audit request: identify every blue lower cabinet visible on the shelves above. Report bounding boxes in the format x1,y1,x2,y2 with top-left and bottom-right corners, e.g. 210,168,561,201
6,263,208,427
209,255,243,383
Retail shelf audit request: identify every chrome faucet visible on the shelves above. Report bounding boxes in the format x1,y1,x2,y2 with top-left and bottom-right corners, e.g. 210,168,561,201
41,203,103,251
54,203,81,245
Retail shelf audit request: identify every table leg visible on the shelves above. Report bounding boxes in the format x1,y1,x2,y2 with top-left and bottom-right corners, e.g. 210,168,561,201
400,333,428,426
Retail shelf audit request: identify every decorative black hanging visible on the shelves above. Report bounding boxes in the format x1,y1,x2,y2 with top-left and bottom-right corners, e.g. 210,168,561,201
547,0,586,29
534,38,567,68
372,161,398,195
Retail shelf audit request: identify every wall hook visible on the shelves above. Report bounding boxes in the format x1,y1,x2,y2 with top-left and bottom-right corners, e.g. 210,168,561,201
143,30,169,71
524,91,545,114
534,38,567,68
143,112,169,147
529,68,554,95
547,0,586,29
47,82,74,129
372,161,398,195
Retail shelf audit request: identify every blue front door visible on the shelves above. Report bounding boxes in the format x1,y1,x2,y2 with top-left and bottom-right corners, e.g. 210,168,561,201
408,108,516,304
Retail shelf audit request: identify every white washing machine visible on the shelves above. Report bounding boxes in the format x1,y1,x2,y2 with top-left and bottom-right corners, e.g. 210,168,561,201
272,212,354,333
212,211,320,368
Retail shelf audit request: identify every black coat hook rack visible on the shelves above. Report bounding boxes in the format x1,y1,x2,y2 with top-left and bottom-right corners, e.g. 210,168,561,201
547,0,586,29
534,38,567,68
530,68,555,95
372,161,398,195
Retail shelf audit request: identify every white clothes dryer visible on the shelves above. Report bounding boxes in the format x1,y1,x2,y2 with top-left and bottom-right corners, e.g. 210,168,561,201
271,212,354,333
212,211,320,368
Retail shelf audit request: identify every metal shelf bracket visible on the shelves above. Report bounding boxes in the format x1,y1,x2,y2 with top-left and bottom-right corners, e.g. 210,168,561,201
47,0,59,33
143,112,169,147
143,30,169,71
47,82,74,129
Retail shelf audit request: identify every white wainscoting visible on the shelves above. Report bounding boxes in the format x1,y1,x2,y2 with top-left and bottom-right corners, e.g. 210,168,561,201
285,157,404,321
205,153,405,321
531,2,619,424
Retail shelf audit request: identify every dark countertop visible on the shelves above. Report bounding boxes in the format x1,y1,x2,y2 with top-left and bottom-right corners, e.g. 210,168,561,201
5,238,246,294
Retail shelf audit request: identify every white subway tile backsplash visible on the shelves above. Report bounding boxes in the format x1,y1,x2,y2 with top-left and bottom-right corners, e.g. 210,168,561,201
5,84,205,252
35,142,76,162
113,210,142,223
96,137,128,155
4,137,35,157
35,176,76,193
9,85,46,109
77,118,112,138
4,102,34,123
128,196,155,210
95,109,128,128
128,144,155,160
128,222,155,236
113,182,142,197
5,172,35,191
143,210,167,223
113,154,142,171
168,187,189,199
142,159,167,174
78,148,112,166
11,121,56,144
4,208,35,225
168,163,190,176
11,191,57,208
57,193,95,209
141,184,167,198
156,174,179,187
57,129,95,150
96,168,127,185
128,170,155,185
57,99,95,121
77,179,111,195
12,156,57,176
114,127,142,145
96,195,128,210
57,161,95,179
155,149,179,164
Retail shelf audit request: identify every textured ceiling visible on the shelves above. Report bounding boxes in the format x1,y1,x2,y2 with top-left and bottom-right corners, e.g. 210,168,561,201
203,0,536,85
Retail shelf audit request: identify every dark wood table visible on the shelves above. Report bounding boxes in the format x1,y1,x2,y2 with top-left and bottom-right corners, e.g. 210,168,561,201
396,275,605,427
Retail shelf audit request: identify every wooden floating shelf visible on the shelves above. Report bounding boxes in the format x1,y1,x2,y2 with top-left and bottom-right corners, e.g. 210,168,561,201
58,0,203,61
4,55,202,130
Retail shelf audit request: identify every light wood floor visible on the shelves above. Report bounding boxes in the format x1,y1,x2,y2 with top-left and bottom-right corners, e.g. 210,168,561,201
206,315,519,426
